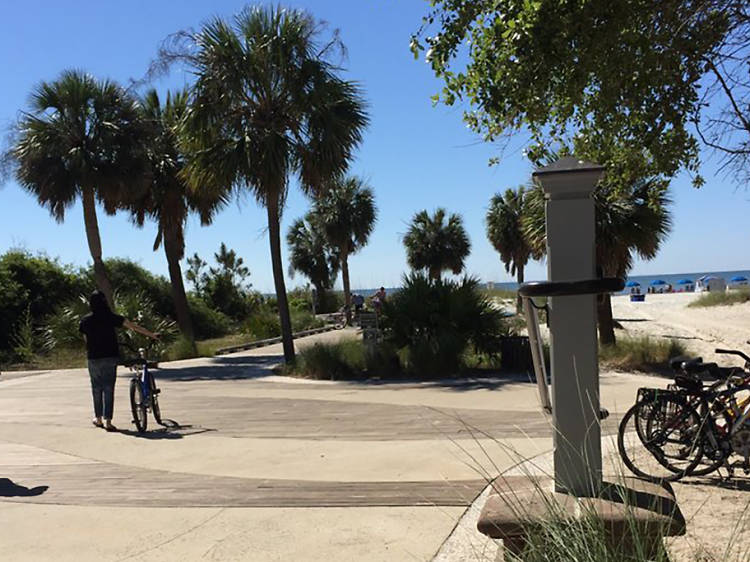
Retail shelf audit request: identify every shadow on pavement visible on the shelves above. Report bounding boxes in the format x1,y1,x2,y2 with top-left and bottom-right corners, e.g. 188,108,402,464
0,478,48,497
680,476,750,492
118,420,216,439
154,355,280,381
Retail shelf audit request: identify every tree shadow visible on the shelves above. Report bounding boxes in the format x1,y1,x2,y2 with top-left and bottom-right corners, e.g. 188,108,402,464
154,355,281,381
0,478,48,497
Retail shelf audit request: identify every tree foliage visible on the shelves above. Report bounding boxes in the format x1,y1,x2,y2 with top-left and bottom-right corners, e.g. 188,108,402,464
412,1,750,185
486,186,541,278
403,208,470,280
287,212,340,295
169,5,369,362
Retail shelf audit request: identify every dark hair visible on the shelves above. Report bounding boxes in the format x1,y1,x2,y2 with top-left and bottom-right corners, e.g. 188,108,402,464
89,290,111,315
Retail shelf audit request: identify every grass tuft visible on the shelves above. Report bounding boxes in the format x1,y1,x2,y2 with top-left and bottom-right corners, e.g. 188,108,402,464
599,336,686,372
688,289,750,308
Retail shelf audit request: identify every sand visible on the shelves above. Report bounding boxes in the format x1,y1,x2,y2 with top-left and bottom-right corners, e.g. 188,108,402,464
611,292,750,367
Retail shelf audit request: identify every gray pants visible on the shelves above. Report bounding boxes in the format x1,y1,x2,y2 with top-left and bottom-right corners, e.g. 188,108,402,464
87,357,118,420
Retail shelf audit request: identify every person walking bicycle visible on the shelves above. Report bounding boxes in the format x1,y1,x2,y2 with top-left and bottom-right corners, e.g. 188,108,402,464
79,291,158,432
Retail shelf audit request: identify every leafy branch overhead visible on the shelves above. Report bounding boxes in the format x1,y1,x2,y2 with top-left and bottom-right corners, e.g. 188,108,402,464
413,1,750,185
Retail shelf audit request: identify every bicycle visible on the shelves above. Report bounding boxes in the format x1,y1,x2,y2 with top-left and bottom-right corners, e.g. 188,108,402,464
617,348,750,482
122,342,163,433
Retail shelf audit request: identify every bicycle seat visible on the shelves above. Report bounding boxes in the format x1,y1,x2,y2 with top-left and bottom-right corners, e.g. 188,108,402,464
669,356,701,371
682,361,718,375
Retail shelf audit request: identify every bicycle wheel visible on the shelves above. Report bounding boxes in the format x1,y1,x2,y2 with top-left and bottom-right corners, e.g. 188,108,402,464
148,373,162,425
618,398,703,482
130,377,148,432
686,405,729,477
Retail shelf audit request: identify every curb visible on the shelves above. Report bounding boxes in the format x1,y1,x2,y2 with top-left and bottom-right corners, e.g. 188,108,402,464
215,325,342,355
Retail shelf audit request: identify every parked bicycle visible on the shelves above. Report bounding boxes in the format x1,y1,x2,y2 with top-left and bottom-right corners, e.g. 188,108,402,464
617,348,750,482
122,341,163,433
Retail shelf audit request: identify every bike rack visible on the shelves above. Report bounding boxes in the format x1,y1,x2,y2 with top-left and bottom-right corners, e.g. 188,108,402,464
520,278,624,414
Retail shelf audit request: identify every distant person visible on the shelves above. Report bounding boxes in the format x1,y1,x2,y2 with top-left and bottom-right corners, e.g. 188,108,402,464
373,287,387,314
353,293,365,313
79,291,158,432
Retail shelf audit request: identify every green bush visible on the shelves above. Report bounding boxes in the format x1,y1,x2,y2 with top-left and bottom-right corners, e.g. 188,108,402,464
0,250,86,359
102,258,174,318
381,273,509,377
188,296,232,339
291,309,324,332
245,309,281,340
289,339,401,380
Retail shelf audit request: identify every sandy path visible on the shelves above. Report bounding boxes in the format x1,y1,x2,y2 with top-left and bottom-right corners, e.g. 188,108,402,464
611,292,750,367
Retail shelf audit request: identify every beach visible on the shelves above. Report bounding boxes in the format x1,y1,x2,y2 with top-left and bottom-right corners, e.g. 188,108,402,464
611,292,750,366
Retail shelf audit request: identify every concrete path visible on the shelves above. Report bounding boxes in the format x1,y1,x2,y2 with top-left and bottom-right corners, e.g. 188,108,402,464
0,329,653,561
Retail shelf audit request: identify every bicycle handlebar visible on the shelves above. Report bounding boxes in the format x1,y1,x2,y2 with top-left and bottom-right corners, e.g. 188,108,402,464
518,277,624,298
714,348,750,364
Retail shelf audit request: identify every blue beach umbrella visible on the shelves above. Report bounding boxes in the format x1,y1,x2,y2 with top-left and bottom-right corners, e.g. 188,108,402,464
650,279,667,286
625,281,641,287
677,279,693,285
730,275,748,282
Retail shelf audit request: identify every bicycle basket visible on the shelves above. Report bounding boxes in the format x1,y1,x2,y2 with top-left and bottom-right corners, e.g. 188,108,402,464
637,387,683,403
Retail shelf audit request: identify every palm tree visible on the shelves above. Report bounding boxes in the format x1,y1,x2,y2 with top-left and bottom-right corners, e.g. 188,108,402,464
486,186,542,311
11,70,150,304
287,212,340,314
314,176,377,324
128,89,226,352
524,178,672,344
178,7,368,362
403,208,471,281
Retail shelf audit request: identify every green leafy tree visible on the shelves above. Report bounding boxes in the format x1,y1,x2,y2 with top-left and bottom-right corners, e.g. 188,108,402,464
411,2,750,186
287,212,340,313
186,244,253,321
314,176,377,324
128,89,227,352
174,6,369,362
403,208,470,281
486,186,541,311
10,70,150,304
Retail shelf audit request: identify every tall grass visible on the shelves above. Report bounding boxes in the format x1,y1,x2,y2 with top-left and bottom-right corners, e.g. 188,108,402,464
688,289,750,308
599,336,686,372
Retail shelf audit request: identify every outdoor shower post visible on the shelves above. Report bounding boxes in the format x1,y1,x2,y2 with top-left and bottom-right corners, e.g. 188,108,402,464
533,157,603,496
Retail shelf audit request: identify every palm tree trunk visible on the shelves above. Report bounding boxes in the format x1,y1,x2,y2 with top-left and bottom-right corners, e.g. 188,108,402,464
163,225,197,354
81,185,114,306
597,293,616,346
516,264,525,314
341,250,352,325
267,197,295,362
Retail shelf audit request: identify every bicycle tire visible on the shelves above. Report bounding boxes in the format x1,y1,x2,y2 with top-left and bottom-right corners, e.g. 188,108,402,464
130,378,148,432
685,405,730,477
148,373,162,425
618,399,703,482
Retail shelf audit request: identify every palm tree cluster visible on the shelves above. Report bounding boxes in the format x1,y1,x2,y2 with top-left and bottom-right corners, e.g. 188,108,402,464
287,175,377,323
8,6,369,362
487,172,672,345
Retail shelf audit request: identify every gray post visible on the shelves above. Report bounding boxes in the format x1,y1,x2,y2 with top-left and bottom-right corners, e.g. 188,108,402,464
532,156,604,496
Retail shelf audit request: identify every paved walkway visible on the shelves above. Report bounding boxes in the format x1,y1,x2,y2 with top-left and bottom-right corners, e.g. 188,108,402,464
0,329,655,561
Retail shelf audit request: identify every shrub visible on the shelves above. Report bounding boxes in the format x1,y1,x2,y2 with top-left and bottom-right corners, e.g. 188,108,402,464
102,258,174,318
599,336,686,372
187,296,231,339
291,309,324,332
294,339,363,380
0,250,85,358
245,309,281,340
381,273,508,377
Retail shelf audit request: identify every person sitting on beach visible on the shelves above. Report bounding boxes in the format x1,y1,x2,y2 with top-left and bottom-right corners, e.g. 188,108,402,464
79,290,159,432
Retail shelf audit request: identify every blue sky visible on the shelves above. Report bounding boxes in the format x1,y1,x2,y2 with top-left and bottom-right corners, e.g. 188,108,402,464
1,1,748,292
